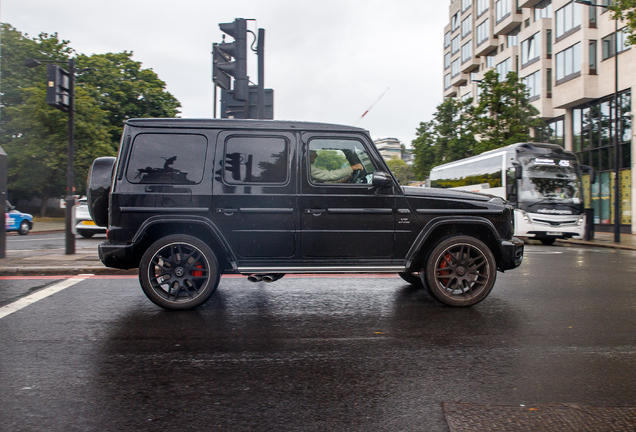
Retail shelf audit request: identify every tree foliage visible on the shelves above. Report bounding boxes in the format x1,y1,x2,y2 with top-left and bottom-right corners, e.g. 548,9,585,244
611,0,636,46
386,157,414,185
0,24,181,215
411,70,544,179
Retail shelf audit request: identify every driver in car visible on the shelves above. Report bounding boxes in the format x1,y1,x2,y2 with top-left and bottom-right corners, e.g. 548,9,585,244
310,150,364,183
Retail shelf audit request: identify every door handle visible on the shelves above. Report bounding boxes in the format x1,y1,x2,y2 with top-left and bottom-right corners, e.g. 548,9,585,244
217,208,238,216
305,209,326,216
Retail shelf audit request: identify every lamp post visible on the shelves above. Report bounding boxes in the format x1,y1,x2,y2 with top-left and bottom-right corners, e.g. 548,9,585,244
575,0,621,243
24,58,76,254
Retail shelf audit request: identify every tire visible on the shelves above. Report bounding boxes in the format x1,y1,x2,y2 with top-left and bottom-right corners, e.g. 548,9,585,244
398,271,423,287
424,235,497,307
139,234,220,310
18,221,30,235
539,237,556,246
79,231,95,238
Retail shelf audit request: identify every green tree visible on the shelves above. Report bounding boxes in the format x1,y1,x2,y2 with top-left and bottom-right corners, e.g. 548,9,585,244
0,24,181,215
611,0,636,46
473,70,543,153
411,120,438,179
76,52,181,150
386,157,414,184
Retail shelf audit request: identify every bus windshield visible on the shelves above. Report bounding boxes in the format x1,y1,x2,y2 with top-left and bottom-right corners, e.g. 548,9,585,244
518,156,582,204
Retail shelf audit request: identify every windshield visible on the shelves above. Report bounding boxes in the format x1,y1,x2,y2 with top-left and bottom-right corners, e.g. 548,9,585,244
518,155,582,205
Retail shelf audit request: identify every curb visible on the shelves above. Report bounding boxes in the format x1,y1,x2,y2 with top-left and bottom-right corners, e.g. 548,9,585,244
556,239,636,251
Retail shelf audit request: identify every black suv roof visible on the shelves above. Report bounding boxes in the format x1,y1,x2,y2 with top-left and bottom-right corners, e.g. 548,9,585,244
125,118,367,133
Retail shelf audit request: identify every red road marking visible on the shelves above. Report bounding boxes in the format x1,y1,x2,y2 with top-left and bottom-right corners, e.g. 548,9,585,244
1,273,401,280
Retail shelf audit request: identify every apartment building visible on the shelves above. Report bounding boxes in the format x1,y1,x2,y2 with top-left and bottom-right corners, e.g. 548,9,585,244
443,0,635,233
374,138,403,161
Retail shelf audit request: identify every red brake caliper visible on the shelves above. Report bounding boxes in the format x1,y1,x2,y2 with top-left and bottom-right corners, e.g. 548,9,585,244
439,253,451,286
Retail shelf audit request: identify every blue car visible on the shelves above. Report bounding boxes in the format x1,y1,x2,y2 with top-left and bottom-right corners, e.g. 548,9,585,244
5,200,33,235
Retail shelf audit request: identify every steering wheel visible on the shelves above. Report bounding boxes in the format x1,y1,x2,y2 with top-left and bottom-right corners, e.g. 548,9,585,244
348,168,366,184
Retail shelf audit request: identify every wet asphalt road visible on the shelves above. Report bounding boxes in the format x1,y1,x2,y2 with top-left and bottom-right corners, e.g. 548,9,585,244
1,245,636,431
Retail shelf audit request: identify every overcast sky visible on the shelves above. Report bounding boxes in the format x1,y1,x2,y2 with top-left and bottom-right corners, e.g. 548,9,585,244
2,0,447,147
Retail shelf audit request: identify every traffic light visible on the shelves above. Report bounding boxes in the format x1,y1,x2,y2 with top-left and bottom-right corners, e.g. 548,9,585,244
46,64,71,112
217,18,248,101
212,43,231,91
225,153,243,180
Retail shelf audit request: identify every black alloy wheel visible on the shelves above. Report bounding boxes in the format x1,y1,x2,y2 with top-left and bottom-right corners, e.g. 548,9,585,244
424,235,496,307
139,234,220,310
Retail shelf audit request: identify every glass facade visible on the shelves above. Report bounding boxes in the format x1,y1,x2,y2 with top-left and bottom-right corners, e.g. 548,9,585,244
573,90,632,226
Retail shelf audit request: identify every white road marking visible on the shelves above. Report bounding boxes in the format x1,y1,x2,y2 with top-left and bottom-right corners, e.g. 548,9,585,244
0,276,91,320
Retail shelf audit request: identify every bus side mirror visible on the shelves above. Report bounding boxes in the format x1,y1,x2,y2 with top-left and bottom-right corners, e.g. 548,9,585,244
581,165,596,184
512,162,522,180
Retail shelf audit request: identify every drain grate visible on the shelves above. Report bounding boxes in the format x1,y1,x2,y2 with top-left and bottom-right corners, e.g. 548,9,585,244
442,402,636,432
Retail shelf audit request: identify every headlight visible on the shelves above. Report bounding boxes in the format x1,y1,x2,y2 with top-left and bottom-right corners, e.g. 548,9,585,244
521,210,531,224
577,215,585,226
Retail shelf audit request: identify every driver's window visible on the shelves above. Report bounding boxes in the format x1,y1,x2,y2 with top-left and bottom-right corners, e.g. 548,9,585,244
308,139,377,184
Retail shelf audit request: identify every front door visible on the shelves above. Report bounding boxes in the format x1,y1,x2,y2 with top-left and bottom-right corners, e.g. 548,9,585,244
299,133,396,260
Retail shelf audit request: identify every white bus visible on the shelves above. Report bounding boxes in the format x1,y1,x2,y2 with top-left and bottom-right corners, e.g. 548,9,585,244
429,142,595,245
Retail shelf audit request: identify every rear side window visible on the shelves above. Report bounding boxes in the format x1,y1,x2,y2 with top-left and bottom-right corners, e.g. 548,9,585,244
126,133,208,184
224,136,289,184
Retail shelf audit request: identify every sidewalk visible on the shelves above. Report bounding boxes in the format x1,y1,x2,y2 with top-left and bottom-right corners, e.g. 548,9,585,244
1,220,635,276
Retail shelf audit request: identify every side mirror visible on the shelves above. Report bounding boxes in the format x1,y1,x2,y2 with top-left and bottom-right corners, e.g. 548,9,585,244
512,161,522,180
581,165,596,184
371,171,393,189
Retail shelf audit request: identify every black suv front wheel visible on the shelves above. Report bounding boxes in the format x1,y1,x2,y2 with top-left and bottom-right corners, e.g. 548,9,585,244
424,235,496,307
139,234,220,310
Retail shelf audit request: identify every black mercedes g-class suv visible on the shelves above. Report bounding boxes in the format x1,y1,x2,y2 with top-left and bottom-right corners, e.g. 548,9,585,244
88,119,523,310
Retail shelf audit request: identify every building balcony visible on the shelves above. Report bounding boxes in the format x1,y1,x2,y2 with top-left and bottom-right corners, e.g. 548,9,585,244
518,0,542,8
552,73,599,109
444,85,458,98
475,36,499,56
461,56,480,73
494,10,523,36
451,71,469,87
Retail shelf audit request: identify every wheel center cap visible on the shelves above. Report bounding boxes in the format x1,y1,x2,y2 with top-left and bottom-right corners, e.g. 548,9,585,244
175,267,185,277
456,266,466,276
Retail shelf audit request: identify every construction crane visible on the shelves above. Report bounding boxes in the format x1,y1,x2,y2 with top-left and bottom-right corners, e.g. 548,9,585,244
354,87,390,125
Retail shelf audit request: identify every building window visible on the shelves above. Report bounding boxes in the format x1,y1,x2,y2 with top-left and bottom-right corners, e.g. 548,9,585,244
445,52,451,69
452,59,461,77
445,31,451,48
589,40,597,74
496,0,511,23
521,31,542,67
445,73,451,89
555,42,581,82
487,54,495,68
462,15,473,38
452,12,460,32
546,68,552,97
555,2,581,40
546,29,552,58
477,19,490,45
496,57,512,79
546,117,564,147
522,70,541,100
507,25,520,47
602,28,631,60
534,0,552,21
462,41,473,63
452,36,460,54
462,92,473,103
462,0,472,12
477,0,489,16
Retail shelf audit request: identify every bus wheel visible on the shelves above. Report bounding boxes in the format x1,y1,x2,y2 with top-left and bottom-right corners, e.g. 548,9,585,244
424,236,496,307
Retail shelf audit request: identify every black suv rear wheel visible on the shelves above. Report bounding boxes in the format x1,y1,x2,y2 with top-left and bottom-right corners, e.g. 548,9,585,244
424,235,496,307
139,234,220,310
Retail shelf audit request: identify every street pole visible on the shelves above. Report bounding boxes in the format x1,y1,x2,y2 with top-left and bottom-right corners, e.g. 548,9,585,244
257,28,265,120
65,58,76,255
613,18,620,243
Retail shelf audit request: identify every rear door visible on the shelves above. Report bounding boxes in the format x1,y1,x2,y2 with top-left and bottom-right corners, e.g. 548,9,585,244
212,130,297,260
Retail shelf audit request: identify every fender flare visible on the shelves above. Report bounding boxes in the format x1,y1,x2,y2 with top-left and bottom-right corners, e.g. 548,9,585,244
404,215,502,269
131,215,239,269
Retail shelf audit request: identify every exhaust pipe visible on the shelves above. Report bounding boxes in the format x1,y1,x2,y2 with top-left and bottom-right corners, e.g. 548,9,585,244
262,273,284,283
247,274,263,283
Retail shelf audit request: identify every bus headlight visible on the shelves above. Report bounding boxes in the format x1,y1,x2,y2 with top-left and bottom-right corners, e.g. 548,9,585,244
521,210,531,224
577,215,585,226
